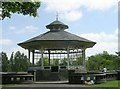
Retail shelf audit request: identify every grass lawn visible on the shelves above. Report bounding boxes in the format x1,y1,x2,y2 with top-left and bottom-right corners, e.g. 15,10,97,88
86,80,120,89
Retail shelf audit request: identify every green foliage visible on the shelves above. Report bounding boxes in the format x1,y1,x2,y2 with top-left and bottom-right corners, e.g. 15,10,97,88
86,51,120,71
36,59,41,66
43,57,49,66
59,58,67,66
11,51,30,72
36,57,49,66
1,2,40,20
116,52,120,56
36,58,68,66
0,52,9,72
1,51,30,72
74,56,83,65
52,59,59,66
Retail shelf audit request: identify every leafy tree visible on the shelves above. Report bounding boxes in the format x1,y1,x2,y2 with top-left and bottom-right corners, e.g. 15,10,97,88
36,59,41,66
116,51,120,56
9,52,14,72
0,52,9,72
9,51,30,72
43,57,49,66
75,56,83,66
86,51,120,71
52,59,59,66
36,58,65,66
1,2,41,20
114,51,120,70
0,51,30,72
36,57,49,66
59,58,67,66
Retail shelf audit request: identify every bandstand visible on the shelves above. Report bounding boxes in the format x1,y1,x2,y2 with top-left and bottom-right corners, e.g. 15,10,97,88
18,18,96,81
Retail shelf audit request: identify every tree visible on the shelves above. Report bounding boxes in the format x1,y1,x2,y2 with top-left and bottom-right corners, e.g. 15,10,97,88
1,2,41,20
11,51,30,72
9,52,14,72
114,51,120,70
52,59,59,66
36,59,41,66
8,51,30,72
59,58,67,66
116,51,120,56
43,57,49,66
0,52,9,72
86,51,120,71
0,51,30,72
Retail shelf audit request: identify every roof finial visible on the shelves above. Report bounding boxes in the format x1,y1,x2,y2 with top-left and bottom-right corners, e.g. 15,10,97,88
56,11,58,20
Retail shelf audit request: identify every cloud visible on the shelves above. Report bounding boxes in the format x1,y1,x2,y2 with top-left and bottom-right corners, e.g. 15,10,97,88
80,29,118,56
83,0,118,11
15,25,38,34
9,26,16,30
41,0,118,21
61,11,82,21
0,38,13,46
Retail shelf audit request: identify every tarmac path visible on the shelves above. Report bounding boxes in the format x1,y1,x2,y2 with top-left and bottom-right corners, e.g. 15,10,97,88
1,81,105,89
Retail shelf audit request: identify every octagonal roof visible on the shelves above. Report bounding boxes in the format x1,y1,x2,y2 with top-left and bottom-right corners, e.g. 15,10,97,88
18,19,96,50
46,20,69,30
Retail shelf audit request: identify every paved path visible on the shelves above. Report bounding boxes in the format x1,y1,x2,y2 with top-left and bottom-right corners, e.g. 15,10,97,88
2,81,104,89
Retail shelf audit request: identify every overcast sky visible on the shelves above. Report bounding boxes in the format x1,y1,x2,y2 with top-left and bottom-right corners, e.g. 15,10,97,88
1,0,119,58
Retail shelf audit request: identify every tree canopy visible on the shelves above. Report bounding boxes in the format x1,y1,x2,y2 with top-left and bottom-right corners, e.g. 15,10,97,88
10,51,30,72
0,52,9,72
86,51,120,71
1,2,41,20
0,51,30,72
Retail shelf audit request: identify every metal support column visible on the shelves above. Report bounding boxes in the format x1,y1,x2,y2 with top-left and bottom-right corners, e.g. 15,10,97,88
32,50,35,66
67,47,70,69
28,50,30,63
48,49,50,66
41,48,44,69
82,49,86,70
